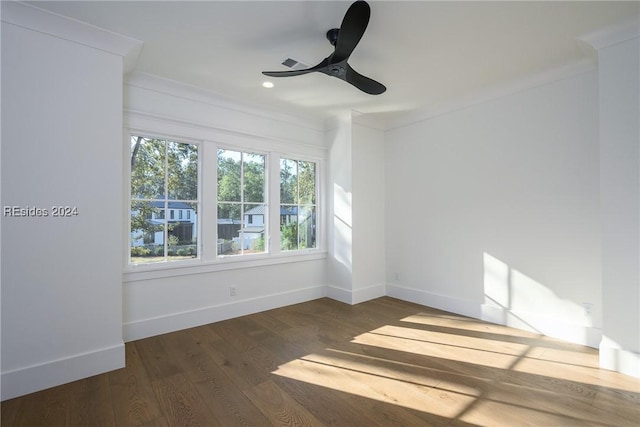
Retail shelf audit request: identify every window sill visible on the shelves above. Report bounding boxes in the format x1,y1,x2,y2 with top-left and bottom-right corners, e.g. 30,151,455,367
124,250,327,283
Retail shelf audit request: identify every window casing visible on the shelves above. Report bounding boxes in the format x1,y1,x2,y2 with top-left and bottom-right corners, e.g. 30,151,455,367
127,130,322,270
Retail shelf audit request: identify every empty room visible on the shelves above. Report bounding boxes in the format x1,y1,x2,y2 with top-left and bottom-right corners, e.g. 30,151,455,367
1,1,639,425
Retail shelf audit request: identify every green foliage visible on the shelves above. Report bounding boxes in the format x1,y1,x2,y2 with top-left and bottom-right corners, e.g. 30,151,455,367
168,235,179,247
254,235,265,252
298,161,316,204
281,222,298,250
130,246,151,257
280,158,316,204
217,149,265,219
280,158,296,204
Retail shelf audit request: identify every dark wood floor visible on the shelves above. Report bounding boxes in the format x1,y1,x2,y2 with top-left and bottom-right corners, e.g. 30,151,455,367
2,297,639,426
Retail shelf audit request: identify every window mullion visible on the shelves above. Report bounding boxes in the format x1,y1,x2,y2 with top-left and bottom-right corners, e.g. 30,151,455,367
164,140,169,261
270,153,281,255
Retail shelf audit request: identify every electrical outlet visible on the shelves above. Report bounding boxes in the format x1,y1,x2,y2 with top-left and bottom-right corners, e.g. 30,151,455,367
583,302,593,317
230,286,236,297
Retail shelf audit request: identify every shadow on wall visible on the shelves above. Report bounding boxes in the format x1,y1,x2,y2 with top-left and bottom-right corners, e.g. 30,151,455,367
481,252,600,347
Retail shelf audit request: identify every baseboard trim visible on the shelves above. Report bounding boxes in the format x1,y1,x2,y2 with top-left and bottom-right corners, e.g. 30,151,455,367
326,283,386,305
600,337,640,378
123,285,326,342
386,284,601,349
1,343,125,401
386,284,479,319
481,303,602,348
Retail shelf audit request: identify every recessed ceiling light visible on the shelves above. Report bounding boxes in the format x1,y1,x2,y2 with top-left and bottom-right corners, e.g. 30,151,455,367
262,81,274,89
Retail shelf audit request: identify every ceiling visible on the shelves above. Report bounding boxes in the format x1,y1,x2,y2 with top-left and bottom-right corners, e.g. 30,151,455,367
27,1,639,125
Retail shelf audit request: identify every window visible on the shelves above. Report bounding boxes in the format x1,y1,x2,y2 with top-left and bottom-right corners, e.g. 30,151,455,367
217,149,266,256
130,136,198,264
280,158,316,251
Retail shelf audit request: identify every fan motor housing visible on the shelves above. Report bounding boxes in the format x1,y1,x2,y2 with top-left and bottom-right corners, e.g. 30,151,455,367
326,28,340,46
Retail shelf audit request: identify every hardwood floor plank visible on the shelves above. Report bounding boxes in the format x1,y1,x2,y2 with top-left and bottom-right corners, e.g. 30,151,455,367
0,396,21,426
108,342,168,427
135,336,181,382
160,328,272,427
246,379,325,427
2,385,67,427
66,375,117,427
152,373,221,427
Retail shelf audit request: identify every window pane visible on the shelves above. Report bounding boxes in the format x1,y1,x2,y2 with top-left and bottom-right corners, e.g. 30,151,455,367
168,202,198,260
299,205,316,249
217,203,241,255
131,222,166,264
280,206,298,251
280,158,297,204
167,141,198,200
131,137,165,199
243,153,265,203
218,149,241,202
299,161,316,204
242,204,266,254
130,136,199,265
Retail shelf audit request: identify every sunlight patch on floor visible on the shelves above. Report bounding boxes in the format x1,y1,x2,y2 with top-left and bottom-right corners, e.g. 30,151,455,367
351,330,523,370
369,324,538,357
272,357,476,417
511,355,640,392
401,313,543,338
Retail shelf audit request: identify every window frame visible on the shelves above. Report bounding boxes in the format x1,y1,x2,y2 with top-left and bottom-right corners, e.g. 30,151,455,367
124,122,325,279
127,132,203,268
216,146,269,258
279,156,319,252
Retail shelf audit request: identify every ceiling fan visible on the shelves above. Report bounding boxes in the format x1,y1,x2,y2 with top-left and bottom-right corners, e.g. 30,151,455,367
262,0,386,95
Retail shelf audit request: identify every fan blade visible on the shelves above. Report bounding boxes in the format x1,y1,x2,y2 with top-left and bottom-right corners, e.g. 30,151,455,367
345,64,386,95
262,69,314,77
262,58,329,78
332,1,370,63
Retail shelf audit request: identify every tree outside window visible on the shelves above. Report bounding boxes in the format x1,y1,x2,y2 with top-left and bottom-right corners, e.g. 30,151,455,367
280,158,316,251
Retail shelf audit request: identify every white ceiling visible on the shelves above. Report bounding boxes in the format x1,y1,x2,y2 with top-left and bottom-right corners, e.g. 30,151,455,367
28,1,639,125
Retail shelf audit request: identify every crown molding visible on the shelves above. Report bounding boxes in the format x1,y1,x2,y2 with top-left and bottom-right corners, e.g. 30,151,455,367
383,58,596,131
578,16,640,51
125,71,325,133
1,1,142,73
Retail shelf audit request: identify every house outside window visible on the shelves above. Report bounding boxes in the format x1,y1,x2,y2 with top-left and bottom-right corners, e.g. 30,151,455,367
130,136,199,264
280,158,316,250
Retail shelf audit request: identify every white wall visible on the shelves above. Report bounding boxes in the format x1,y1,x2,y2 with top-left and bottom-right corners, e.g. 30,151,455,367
596,34,640,377
325,114,387,304
1,5,136,399
385,71,602,347
352,123,386,301
123,75,329,341
326,113,354,300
